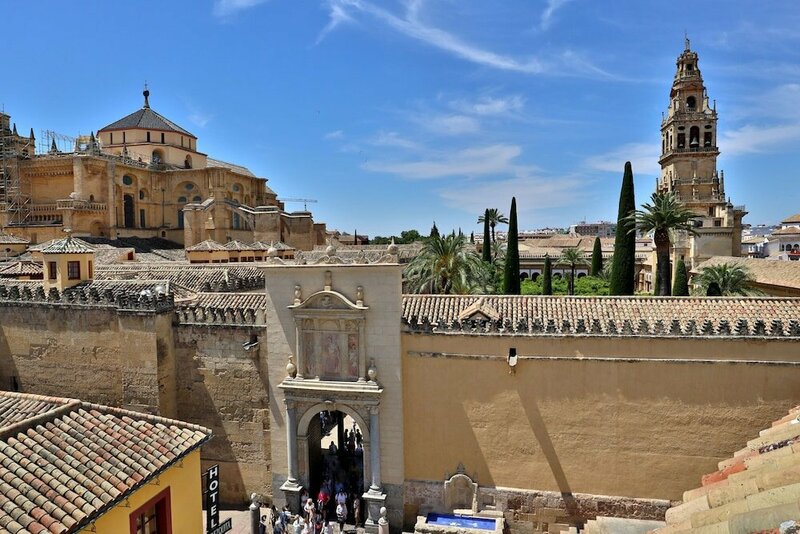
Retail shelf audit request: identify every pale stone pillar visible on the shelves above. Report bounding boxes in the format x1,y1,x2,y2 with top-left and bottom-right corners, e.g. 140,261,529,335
363,405,386,533
286,400,299,483
281,399,303,513
369,406,381,491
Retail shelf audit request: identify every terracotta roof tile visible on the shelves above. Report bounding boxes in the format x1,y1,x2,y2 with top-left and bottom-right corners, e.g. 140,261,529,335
0,391,210,533
401,295,800,337
39,237,94,255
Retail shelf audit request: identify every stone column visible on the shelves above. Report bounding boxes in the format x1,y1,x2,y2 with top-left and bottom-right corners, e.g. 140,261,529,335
363,405,386,533
280,399,303,513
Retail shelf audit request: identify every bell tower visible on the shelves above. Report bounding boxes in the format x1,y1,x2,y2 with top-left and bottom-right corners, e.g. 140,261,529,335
658,39,746,267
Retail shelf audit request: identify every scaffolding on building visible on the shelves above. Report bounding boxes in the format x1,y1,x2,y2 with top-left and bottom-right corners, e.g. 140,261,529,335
0,119,35,227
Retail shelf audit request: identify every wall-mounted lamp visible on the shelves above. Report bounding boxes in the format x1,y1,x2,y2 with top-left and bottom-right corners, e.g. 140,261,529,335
507,347,518,375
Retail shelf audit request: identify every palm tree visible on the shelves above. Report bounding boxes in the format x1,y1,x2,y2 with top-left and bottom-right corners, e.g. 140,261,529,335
628,192,698,296
404,232,489,294
477,209,509,247
559,247,588,295
696,262,758,296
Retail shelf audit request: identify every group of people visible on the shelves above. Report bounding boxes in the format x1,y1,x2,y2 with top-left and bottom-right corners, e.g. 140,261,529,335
264,491,362,534
265,413,366,534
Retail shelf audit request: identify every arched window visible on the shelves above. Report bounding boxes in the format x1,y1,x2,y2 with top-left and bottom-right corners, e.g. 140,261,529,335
192,195,202,203
184,155,192,169
178,196,187,203
122,175,134,186
689,126,700,148
152,149,164,164
686,96,696,109
139,189,148,200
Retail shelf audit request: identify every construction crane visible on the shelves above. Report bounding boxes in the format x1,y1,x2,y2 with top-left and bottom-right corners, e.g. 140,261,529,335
280,198,318,211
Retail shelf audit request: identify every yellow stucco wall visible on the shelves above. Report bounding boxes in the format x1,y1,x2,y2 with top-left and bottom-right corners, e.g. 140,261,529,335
81,449,204,533
402,332,800,501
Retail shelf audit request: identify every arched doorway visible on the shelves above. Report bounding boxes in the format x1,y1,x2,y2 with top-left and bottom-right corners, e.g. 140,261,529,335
123,194,135,228
305,410,366,523
297,403,372,522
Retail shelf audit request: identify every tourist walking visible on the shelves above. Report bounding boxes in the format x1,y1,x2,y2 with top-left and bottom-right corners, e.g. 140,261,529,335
293,516,304,534
352,494,361,528
336,501,347,534
304,498,316,523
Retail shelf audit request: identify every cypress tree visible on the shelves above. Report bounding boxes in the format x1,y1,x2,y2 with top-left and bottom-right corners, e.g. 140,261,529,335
672,258,689,296
502,197,520,295
542,254,553,295
590,236,603,277
481,209,492,262
430,222,439,238
609,161,636,295
470,231,474,244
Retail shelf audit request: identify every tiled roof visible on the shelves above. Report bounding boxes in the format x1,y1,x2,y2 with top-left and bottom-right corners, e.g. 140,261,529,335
0,391,210,533
251,241,294,251
401,295,800,337
176,292,267,326
206,157,256,178
185,239,227,252
771,226,800,236
96,264,264,293
0,233,29,245
224,239,252,251
781,213,800,224
693,256,800,291
651,404,800,533
0,261,42,277
39,236,95,254
98,106,195,137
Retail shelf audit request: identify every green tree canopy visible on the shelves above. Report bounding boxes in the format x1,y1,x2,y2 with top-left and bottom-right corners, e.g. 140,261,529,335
629,191,697,296
609,161,637,295
697,262,757,296
502,197,520,295
542,254,553,295
478,208,508,246
590,237,603,277
559,247,588,295
404,232,489,294
672,258,689,296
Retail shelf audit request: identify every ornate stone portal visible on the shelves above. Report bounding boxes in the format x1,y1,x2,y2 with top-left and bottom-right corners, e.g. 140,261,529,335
278,271,387,531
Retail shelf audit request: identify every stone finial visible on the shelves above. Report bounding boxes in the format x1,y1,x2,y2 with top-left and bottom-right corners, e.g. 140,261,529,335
367,358,377,382
294,285,302,305
356,286,364,306
387,237,399,256
287,355,297,378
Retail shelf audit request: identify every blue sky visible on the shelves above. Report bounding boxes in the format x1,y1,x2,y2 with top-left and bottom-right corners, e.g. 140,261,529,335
3,1,800,236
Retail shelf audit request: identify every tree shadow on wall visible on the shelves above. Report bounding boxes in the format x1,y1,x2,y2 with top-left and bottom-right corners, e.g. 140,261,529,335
516,385,580,524
178,339,247,506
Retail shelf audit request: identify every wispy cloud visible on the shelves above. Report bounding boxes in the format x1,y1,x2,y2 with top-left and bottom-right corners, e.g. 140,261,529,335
720,123,800,156
369,131,421,150
585,142,660,176
213,0,269,18
416,114,480,136
363,144,528,180
324,129,344,140
317,0,611,78
449,95,525,116
440,174,586,216
187,112,212,128
539,0,574,31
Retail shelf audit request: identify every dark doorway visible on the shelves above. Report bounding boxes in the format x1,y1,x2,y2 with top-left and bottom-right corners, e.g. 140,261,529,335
308,410,365,527
123,194,135,228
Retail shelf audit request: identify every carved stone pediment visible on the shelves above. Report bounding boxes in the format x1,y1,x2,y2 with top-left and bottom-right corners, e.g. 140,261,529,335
458,297,499,323
290,290,366,312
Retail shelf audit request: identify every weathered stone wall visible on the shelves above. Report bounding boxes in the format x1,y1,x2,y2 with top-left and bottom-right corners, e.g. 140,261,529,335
0,302,168,414
173,323,271,505
402,332,800,520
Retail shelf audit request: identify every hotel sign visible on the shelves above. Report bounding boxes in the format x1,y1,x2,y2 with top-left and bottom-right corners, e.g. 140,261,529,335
205,465,231,534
